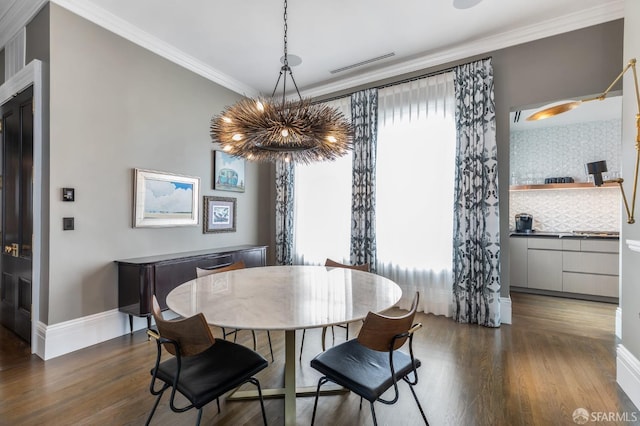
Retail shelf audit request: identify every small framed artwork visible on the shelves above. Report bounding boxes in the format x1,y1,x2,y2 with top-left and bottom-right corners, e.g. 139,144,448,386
203,196,236,233
213,151,245,192
133,168,200,228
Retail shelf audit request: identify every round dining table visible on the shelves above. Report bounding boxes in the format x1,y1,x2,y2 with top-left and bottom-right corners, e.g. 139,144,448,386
166,265,402,426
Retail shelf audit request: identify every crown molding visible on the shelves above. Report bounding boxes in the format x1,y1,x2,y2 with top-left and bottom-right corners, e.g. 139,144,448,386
300,0,625,98
50,0,258,98
0,0,47,50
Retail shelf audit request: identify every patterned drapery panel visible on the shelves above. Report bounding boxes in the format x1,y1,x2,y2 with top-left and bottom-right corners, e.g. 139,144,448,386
350,89,378,269
452,58,501,327
275,160,295,265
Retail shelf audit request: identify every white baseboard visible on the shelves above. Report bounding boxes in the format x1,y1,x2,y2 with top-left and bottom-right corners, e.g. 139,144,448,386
616,307,622,339
501,296,512,324
36,309,181,360
38,309,149,360
617,344,640,410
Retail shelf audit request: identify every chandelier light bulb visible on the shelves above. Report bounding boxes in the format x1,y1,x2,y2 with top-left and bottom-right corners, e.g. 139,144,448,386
222,116,232,123
281,128,289,137
223,145,232,152
256,101,265,112
232,133,243,141
326,135,337,143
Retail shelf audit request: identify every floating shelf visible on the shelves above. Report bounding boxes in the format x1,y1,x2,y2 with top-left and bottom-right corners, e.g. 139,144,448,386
510,182,619,191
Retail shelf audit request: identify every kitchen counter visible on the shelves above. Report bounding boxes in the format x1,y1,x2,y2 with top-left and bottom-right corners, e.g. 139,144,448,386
510,231,619,240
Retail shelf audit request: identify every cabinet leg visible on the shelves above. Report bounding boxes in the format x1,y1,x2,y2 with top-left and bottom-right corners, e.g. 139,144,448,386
129,315,133,334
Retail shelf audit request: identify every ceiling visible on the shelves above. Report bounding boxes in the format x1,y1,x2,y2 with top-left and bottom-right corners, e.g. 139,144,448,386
0,0,625,98
511,96,622,131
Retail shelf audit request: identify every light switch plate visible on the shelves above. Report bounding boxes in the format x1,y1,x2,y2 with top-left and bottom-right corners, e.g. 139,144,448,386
62,188,75,202
63,217,74,230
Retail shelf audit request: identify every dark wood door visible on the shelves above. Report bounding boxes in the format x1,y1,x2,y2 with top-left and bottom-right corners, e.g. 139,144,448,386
0,86,33,343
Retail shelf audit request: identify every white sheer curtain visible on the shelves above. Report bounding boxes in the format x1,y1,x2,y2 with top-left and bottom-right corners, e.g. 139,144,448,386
293,97,353,265
376,72,456,315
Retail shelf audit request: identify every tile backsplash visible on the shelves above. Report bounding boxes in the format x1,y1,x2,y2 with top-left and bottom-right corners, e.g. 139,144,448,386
510,119,622,232
511,119,621,184
509,188,620,232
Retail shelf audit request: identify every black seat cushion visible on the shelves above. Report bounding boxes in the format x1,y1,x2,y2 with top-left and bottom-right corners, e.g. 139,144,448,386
152,338,268,408
310,339,421,402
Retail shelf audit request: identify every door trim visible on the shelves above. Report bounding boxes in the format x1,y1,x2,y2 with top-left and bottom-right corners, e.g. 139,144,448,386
0,59,46,358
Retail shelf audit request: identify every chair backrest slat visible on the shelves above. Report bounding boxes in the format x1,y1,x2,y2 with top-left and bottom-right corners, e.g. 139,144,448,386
357,293,419,352
324,258,370,272
196,260,246,278
151,296,215,357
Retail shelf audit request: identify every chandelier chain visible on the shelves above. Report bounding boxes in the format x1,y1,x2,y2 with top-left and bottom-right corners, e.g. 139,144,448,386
283,0,288,65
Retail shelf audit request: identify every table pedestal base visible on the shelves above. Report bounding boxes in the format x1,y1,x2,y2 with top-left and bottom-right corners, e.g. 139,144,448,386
226,330,348,426
228,384,348,400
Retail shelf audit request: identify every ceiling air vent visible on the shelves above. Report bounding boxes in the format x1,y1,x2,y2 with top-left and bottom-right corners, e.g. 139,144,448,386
330,52,396,74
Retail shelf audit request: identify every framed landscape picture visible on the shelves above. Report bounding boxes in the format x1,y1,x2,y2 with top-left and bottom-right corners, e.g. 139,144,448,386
213,151,245,192
133,168,200,228
203,196,236,233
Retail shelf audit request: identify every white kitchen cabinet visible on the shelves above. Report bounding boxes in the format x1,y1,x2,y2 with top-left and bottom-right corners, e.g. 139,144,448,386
527,248,563,291
580,239,619,253
510,236,619,299
561,239,619,297
509,237,528,287
528,238,562,250
562,272,618,297
562,251,618,275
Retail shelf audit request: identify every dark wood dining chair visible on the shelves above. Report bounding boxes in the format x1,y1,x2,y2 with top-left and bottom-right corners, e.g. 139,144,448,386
146,296,268,426
310,292,427,426
299,259,370,359
196,260,274,362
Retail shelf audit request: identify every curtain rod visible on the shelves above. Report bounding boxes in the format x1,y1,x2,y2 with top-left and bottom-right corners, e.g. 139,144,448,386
314,56,492,104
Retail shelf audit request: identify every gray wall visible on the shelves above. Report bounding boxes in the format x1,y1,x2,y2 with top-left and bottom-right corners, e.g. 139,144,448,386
26,2,49,65
311,20,624,298
47,5,270,324
0,48,4,84
620,0,640,361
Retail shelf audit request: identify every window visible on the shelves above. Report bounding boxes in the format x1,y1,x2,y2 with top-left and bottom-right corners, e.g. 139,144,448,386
376,73,456,271
293,98,352,265
375,73,456,315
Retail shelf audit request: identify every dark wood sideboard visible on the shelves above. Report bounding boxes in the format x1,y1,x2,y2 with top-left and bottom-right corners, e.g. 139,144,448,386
115,245,267,332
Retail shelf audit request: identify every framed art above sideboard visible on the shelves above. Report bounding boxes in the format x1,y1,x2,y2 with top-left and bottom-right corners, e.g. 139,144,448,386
133,168,200,228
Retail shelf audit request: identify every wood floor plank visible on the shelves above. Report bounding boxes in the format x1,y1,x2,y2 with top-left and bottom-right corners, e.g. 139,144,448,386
0,293,637,425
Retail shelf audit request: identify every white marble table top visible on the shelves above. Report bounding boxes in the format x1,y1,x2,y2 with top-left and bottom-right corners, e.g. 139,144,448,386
166,265,402,331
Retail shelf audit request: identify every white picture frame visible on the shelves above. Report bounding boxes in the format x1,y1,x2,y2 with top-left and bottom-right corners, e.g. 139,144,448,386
133,168,200,228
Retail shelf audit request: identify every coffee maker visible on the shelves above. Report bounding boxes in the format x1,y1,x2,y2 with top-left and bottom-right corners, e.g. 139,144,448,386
515,213,533,233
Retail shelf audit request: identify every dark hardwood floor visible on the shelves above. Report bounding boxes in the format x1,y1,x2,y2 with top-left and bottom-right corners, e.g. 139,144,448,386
0,293,637,425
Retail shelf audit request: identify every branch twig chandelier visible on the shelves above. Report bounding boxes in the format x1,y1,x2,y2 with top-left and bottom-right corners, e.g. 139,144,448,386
210,0,353,164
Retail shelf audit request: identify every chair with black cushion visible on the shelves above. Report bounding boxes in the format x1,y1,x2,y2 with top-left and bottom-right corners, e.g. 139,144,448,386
310,292,428,426
196,261,274,362
146,295,268,426
299,259,370,359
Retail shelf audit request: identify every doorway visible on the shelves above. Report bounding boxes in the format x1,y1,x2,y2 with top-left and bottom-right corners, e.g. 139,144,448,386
0,85,33,343
0,60,44,357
